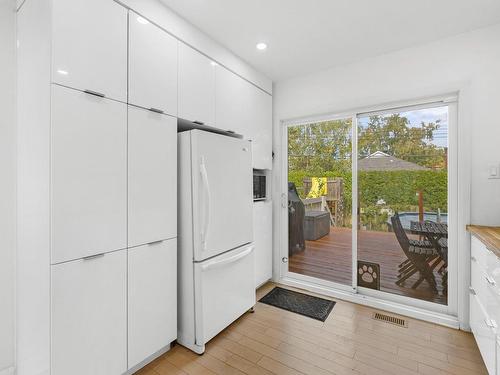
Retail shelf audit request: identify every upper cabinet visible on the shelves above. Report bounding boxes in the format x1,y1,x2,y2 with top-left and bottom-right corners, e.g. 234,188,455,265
52,0,128,102
251,88,273,170
216,67,273,169
128,11,178,116
178,43,216,126
215,66,248,134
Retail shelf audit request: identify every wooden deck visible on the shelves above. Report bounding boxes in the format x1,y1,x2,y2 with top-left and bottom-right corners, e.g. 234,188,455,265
289,227,447,305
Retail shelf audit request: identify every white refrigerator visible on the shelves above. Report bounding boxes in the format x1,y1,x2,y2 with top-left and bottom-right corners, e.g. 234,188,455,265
177,129,255,354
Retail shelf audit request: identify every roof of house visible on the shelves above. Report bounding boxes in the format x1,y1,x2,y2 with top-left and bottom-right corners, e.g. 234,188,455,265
358,151,429,171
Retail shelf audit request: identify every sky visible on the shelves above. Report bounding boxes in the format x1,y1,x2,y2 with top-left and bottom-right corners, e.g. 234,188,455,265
358,105,449,148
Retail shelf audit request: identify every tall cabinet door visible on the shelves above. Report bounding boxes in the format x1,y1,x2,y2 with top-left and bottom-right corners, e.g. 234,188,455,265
128,239,177,369
51,250,127,375
52,0,128,101
253,200,273,287
128,11,178,116
178,43,216,126
51,85,127,264
251,89,273,170
128,106,177,247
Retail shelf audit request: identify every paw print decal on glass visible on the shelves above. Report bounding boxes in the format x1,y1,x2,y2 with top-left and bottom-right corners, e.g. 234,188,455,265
357,261,380,290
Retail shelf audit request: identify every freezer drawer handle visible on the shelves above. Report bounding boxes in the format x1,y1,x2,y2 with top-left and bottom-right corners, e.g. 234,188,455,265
200,156,211,250
201,247,254,272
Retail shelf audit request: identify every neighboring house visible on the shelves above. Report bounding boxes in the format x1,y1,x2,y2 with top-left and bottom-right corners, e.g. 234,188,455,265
358,151,429,171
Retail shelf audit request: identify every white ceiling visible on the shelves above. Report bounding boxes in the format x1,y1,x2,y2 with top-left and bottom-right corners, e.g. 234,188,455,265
160,0,500,82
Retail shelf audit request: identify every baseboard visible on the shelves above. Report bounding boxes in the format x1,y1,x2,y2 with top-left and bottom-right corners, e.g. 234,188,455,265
0,366,15,375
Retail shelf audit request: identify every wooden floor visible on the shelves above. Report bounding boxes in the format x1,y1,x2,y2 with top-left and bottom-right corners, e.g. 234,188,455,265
135,283,486,375
289,227,447,305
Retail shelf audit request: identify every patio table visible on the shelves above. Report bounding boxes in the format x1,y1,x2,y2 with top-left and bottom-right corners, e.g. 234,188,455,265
410,221,448,261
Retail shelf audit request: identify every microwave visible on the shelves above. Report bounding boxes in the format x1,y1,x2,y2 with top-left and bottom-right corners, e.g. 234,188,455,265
253,172,267,201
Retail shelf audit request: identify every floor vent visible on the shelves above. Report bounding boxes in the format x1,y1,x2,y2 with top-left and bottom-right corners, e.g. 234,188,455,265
373,312,407,328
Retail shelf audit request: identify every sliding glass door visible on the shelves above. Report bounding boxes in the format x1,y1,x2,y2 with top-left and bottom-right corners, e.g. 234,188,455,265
286,117,353,288
356,105,449,305
283,99,455,310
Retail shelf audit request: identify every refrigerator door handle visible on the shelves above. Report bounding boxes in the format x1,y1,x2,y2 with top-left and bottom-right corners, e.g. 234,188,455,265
200,246,254,272
200,156,211,250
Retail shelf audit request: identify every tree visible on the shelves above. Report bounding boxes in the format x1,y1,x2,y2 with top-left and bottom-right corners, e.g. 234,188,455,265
287,114,447,173
358,114,446,169
287,119,352,174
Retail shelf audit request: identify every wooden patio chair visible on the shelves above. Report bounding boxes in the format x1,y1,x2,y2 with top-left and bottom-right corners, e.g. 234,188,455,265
391,213,440,291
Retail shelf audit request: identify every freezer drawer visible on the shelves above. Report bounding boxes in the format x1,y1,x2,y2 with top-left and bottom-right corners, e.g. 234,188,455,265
194,245,255,346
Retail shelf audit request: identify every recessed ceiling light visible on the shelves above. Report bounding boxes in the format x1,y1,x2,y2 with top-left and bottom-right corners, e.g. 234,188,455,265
137,16,149,25
256,42,267,51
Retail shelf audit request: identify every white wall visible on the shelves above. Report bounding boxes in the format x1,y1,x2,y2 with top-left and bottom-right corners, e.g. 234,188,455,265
274,23,500,226
0,0,16,374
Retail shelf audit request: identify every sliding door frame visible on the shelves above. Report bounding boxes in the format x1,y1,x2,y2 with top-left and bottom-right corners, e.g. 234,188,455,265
278,93,462,327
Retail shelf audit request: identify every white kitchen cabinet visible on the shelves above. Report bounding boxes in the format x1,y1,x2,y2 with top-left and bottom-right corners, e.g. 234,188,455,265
215,66,249,134
128,11,178,116
215,66,272,169
51,250,127,375
52,0,127,102
253,200,273,287
128,106,177,247
178,42,216,126
128,239,177,369
251,87,273,170
51,85,127,264
470,293,496,375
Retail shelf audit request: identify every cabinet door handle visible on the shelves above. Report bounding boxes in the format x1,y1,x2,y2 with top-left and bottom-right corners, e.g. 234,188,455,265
485,319,498,329
471,256,477,262
485,275,496,286
147,240,164,246
149,107,164,114
469,286,476,295
83,89,105,98
193,120,205,125
82,253,105,261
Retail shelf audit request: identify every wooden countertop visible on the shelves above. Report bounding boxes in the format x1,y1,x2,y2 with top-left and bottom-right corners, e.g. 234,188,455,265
467,225,500,255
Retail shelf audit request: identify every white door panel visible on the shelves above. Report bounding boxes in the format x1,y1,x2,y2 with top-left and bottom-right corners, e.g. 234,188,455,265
51,85,127,264
253,200,273,287
190,130,253,261
128,239,177,369
215,66,272,169
178,43,216,126
52,0,127,101
128,106,177,247
469,294,496,375
194,245,255,344
128,11,178,115
51,250,127,375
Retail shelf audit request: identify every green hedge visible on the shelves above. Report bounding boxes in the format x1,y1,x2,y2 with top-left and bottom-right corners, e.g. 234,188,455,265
288,169,447,227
